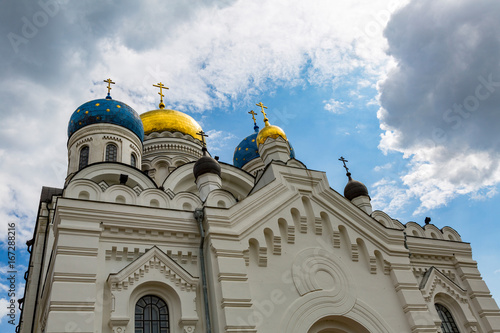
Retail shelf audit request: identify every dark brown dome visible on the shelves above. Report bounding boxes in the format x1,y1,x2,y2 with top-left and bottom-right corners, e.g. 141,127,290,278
344,175,369,201
193,152,221,180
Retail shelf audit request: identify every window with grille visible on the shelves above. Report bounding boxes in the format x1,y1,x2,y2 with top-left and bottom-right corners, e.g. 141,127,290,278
435,303,460,333
131,153,137,167
105,144,117,162
79,146,89,170
135,295,169,333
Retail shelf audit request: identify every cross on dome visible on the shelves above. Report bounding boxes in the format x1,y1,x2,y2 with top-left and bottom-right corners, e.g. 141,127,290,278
248,110,258,124
104,78,115,99
197,130,208,148
256,102,268,120
153,82,169,109
339,156,353,180
339,156,349,173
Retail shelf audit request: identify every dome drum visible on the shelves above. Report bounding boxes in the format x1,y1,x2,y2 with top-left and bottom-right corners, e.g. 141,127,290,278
66,123,143,177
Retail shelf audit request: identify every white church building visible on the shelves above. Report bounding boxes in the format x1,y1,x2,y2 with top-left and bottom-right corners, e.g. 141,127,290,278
18,81,500,333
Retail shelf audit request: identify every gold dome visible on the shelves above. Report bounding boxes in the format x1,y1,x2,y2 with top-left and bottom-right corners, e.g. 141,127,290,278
256,121,287,146
140,109,203,141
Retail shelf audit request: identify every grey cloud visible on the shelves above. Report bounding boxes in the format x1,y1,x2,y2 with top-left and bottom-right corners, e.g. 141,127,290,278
380,0,500,152
376,0,500,212
0,0,221,91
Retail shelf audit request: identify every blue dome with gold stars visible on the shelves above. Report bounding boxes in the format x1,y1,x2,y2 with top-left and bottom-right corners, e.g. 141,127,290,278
68,97,144,142
233,124,295,168
233,125,260,168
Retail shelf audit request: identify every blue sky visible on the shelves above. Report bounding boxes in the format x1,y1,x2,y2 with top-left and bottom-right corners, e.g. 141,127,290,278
1,0,500,330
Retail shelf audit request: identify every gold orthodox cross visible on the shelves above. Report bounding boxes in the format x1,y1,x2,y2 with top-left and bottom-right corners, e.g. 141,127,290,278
256,102,268,119
153,82,169,108
248,110,257,124
197,130,208,148
104,78,115,95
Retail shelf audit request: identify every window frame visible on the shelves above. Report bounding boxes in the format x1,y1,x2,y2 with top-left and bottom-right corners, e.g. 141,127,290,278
435,303,461,333
134,295,169,333
105,143,118,162
131,153,137,168
79,145,89,170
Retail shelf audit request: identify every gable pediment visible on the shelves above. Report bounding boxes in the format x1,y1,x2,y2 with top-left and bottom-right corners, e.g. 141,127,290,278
420,266,467,303
107,246,198,292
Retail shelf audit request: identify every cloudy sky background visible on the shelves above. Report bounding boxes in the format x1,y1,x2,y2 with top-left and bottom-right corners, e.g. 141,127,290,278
1,0,500,328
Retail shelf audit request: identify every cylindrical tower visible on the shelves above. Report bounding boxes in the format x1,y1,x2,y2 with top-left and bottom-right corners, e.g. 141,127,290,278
66,94,144,180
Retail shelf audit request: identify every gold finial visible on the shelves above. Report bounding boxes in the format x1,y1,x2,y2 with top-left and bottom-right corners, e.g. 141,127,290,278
197,130,208,149
153,82,169,109
248,110,257,124
104,78,115,96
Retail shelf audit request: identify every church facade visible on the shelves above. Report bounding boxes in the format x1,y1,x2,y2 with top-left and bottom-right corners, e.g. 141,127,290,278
18,82,500,333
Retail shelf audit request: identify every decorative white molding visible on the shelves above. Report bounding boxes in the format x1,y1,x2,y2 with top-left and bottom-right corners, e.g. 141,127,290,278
299,216,308,233
98,180,109,192
103,135,123,143
314,217,322,235
108,246,198,292
420,267,467,303
129,143,141,156
109,318,129,333
351,243,359,262
291,248,356,306
332,230,341,248
132,185,143,195
76,136,93,148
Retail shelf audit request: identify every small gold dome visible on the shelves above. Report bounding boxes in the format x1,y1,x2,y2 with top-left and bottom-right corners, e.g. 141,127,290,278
256,122,287,146
140,109,203,141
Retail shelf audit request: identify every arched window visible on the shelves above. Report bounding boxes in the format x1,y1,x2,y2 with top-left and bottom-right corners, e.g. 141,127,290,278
105,144,117,162
79,146,89,170
135,295,169,333
435,303,460,333
131,153,137,168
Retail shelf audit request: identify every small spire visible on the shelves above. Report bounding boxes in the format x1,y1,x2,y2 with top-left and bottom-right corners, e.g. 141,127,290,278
248,110,259,132
104,78,115,99
339,156,352,180
256,102,270,126
153,82,169,109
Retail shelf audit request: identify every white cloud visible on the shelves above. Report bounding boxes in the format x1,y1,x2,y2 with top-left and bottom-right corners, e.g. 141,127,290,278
323,98,351,114
377,0,500,213
0,298,13,324
371,178,413,215
206,130,237,153
0,0,403,245
374,163,392,172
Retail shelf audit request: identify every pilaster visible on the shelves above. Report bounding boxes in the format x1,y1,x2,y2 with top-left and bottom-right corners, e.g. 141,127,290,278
390,262,438,332
454,257,500,332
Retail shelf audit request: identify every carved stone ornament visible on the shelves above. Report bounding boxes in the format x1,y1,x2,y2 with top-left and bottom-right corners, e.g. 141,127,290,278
109,318,129,333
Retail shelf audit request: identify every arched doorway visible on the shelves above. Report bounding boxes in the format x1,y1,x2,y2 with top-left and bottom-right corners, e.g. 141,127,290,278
308,316,370,333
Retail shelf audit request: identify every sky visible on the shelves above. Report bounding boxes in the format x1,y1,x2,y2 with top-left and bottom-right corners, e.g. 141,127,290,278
1,0,499,330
